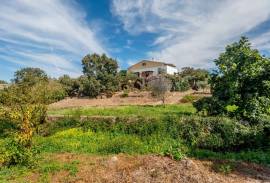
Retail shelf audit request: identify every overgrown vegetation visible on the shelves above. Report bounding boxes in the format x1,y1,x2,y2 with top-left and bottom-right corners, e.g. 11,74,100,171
194,37,270,123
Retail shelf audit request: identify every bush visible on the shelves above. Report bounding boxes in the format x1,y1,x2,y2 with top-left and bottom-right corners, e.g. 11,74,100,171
193,97,225,116
167,75,190,92
174,79,190,92
0,137,37,167
46,115,269,152
180,95,202,103
120,90,129,98
162,144,186,160
79,76,101,98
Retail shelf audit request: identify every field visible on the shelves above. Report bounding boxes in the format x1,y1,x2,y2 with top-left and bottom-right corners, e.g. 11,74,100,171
0,102,270,183
48,90,207,108
48,104,196,118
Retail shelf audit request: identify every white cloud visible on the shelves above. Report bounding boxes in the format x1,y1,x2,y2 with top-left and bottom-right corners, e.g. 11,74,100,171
112,0,270,69
0,0,106,78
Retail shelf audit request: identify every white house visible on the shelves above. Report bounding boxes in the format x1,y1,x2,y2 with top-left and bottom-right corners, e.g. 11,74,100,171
127,60,178,78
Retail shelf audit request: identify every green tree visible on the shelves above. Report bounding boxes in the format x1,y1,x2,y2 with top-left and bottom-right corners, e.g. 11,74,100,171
79,76,101,98
149,76,172,104
179,67,209,90
82,53,118,97
13,67,48,86
166,74,190,92
0,80,7,84
0,81,50,166
58,75,80,96
194,37,270,121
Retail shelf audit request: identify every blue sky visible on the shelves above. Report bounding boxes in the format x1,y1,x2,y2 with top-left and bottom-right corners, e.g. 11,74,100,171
1,0,270,81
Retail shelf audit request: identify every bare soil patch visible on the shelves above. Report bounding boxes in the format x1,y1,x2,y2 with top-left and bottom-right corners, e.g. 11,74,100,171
49,90,209,109
28,153,270,183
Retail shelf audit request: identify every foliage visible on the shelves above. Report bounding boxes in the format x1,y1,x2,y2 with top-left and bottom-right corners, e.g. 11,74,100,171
58,75,80,97
82,53,119,97
162,144,186,160
194,37,270,122
13,67,48,86
0,80,7,84
196,80,209,92
179,67,209,90
149,77,172,104
44,110,269,152
0,68,56,166
78,76,101,98
120,90,129,98
0,137,37,167
212,162,235,174
193,97,224,116
43,80,67,103
117,71,139,90
180,95,202,103
167,74,190,91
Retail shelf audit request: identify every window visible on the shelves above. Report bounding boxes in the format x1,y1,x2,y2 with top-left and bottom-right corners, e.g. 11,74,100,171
142,63,146,66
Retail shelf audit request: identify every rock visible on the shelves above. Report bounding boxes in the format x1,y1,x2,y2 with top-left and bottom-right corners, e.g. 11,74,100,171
111,156,118,162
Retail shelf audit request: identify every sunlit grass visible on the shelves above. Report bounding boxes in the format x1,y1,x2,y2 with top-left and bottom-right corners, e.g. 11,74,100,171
48,104,196,118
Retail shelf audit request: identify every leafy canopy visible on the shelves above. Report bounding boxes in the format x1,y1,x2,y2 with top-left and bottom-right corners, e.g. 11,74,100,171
13,67,48,86
195,37,270,121
82,53,119,96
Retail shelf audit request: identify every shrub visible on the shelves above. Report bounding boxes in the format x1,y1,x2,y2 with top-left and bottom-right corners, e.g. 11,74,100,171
79,76,101,98
167,75,190,92
0,137,37,167
212,161,235,174
47,115,269,152
44,80,67,103
193,97,225,116
120,90,129,98
162,143,186,160
180,95,202,103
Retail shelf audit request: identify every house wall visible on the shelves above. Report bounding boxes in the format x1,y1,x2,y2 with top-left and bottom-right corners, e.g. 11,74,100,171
129,65,178,76
166,65,178,75
129,66,160,76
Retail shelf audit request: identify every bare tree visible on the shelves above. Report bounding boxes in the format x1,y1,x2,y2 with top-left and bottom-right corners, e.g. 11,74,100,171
149,76,172,104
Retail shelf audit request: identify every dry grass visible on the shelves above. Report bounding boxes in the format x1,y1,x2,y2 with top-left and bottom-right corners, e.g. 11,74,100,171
49,91,196,109
26,153,270,183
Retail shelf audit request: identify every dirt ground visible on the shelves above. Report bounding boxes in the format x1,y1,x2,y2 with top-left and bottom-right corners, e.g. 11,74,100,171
49,90,208,109
28,154,270,183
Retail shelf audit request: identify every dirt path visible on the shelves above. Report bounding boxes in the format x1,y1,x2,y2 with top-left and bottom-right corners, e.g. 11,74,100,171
28,154,270,183
49,90,203,109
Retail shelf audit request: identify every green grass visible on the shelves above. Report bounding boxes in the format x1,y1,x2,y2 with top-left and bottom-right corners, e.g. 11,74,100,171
0,125,269,182
34,128,184,155
0,154,80,183
48,104,196,118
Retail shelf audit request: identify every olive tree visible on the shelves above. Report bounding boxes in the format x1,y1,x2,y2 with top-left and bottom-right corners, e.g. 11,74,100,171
149,77,172,104
82,53,119,97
